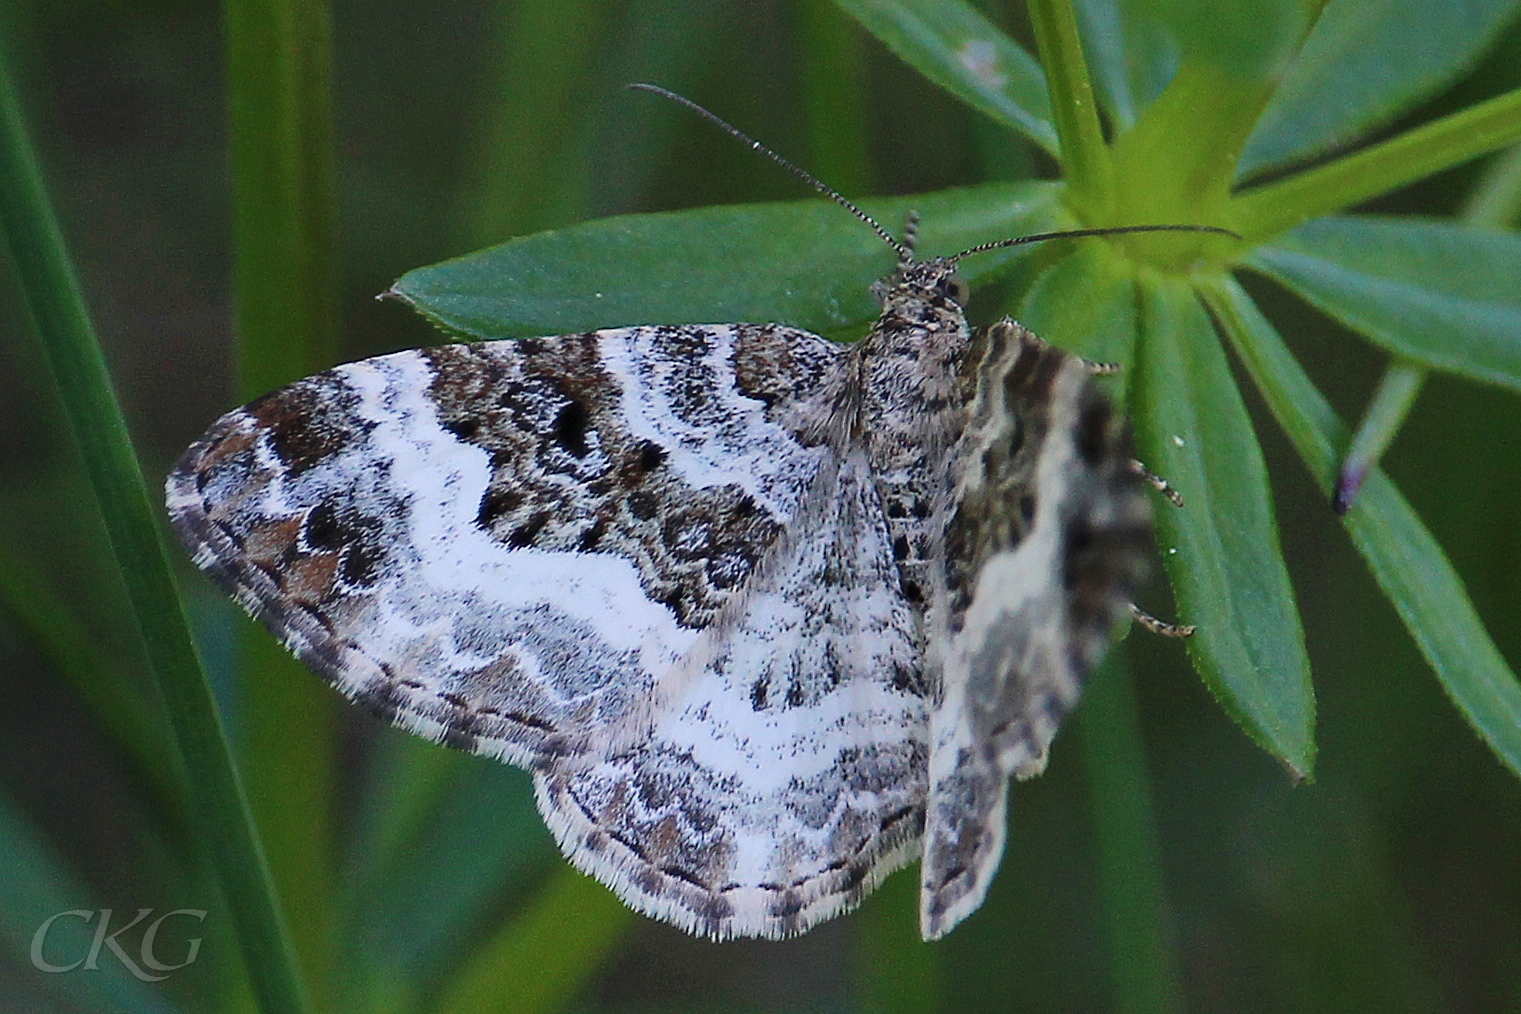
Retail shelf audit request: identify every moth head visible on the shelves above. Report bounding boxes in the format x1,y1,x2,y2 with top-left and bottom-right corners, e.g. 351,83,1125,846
870,257,970,309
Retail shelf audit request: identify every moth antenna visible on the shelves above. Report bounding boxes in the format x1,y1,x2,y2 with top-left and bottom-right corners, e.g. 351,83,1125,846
901,211,921,262
950,224,1240,264
628,82,910,261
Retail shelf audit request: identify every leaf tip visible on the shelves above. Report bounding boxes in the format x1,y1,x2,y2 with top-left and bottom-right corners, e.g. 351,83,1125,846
1332,465,1365,515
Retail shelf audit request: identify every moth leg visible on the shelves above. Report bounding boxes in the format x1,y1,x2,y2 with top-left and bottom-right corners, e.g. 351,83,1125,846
1129,459,1184,507
1130,602,1196,638
1082,356,1122,376
1129,462,1191,635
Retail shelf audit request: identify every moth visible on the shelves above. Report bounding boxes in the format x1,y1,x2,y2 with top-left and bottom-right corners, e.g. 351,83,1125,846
166,88,1203,940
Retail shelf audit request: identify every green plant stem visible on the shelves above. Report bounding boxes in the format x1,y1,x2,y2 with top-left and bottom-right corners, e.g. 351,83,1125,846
1233,85,1521,241
795,0,876,198
227,0,340,396
1110,59,1273,229
226,0,340,1002
459,0,600,245
0,52,311,1014
1079,653,1185,1014
1027,0,1113,210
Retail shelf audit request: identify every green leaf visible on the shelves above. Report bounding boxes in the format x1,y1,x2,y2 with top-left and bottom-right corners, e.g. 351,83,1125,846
1231,85,1521,240
1203,276,1521,780
834,0,1058,153
1332,360,1426,513
1249,216,1521,393
1133,278,1315,777
0,788,180,1014
1132,0,1306,81
1016,242,1139,376
1072,0,1180,130
0,49,311,1014
391,181,1061,339
1241,0,1521,176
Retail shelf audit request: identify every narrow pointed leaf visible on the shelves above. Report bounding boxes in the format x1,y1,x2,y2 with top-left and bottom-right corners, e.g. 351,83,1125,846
834,0,1058,153
1231,86,1521,240
1241,0,1521,176
1203,277,1521,780
1333,361,1426,514
1072,0,1180,130
1250,216,1521,393
1133,278,1315,776
391,181,1060,339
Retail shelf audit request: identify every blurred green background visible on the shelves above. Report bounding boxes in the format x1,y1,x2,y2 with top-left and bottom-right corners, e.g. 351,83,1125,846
2,1,1520,1012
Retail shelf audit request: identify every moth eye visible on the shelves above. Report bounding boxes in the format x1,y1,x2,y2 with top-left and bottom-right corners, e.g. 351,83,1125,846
939,274,970,304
